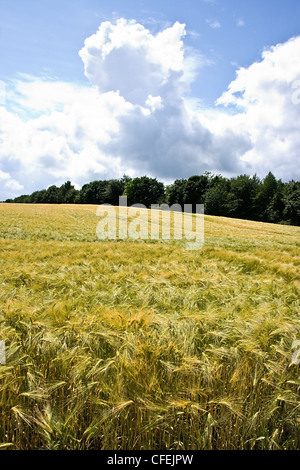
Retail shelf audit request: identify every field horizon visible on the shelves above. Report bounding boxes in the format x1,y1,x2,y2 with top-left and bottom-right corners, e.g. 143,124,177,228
0,203,299,450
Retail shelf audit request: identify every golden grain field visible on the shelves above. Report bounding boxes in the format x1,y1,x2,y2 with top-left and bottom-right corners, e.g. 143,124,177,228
0,203,299,450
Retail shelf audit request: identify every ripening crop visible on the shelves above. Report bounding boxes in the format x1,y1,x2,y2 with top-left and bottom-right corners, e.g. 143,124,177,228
0,203,299,450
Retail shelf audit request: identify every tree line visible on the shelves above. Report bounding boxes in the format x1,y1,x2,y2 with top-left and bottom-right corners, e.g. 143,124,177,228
4,171,300,226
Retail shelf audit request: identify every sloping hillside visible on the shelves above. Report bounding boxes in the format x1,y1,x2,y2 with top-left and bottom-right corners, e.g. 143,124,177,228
0,203,299,449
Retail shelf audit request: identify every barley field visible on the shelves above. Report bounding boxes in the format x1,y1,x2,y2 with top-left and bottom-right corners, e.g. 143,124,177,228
0,203,299,450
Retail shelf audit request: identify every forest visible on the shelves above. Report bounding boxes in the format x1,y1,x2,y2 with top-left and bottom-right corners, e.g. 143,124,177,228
4,171,300,226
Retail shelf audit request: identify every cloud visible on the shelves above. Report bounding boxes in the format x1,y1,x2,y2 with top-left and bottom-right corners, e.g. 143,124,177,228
0,19,300,201
0,79,132,197
78,19,244,178
0,80,6,106
206,19,221,29
216,36,300,180
187,30,201,40
0,168,23,193
0,19,220,199
236,18,245,27
79,19,187,105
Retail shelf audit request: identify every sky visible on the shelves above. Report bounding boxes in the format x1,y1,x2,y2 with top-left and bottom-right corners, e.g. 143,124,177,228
1,0,300,200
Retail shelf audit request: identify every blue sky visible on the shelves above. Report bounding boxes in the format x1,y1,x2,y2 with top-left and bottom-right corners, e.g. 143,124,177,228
2,0,300,103
1,0,300,199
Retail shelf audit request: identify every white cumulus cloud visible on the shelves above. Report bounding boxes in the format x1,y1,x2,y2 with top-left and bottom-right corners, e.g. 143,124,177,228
0,19,300,201
216,36,300,180
79,19,187,105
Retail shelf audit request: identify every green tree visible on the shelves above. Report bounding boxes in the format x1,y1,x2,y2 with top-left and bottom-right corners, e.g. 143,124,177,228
78,180,108,204
44,185,61,204
103,176,131,205
59,181,79,204
283,181,300,226
29,189,47,203
265,180,285,223
11,194,31,203
183,174,209,210
125,176,165,207
204,176,230,216
166,179,187,207
226,174,261,220
253,172,278,221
